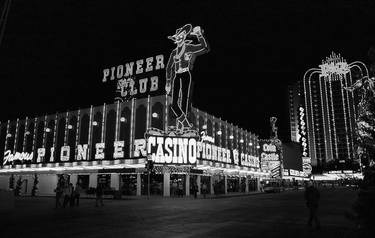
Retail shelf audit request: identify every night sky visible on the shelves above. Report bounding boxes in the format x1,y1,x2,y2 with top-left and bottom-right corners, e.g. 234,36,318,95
1,0,375,141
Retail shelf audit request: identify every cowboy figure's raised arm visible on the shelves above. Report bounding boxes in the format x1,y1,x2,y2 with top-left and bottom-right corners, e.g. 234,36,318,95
186,27,209,55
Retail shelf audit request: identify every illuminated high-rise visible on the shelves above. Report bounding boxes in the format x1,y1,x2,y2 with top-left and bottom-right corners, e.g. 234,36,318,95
290,53,369,172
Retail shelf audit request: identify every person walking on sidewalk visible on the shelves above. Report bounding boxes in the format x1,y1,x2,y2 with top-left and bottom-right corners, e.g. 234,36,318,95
304,181,321,230
54,183,63,208
95,184,104,207
74,182,82,206
202,182,207,199
62,183,72,208
192,182,198,199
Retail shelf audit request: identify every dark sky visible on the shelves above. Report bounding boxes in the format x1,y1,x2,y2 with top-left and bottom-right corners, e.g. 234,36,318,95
1,0,375,141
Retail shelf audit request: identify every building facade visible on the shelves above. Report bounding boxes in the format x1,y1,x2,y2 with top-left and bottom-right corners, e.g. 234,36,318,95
0,95,269,197
289,52,369,172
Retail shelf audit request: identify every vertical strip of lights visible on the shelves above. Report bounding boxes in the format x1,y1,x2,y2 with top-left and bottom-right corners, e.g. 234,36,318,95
146,95,150,130
323,76,332,162
165,94,168,131
318,76,328,161
212,117,215,142
64,112,69,146
88,106,93,160
4,120,9,152
32,117,37,158
130,98,135,158
339,74,351,160
196,108,199,131
347,68,357,160
219,120,222,148
13,118,19,154
309,72,320,164
205,112,208,132
303,69,319,167
53,113,58,162
42,115,47,149
23,117,28,152
75,109,81,160
328,78,338,160
102,104,106,144
115,101,120,141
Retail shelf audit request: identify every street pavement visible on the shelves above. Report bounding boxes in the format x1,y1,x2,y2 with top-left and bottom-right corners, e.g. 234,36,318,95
0,187,366,238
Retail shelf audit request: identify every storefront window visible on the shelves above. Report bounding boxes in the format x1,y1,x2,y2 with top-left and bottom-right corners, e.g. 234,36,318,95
141,174,163,196
200,176,211,194
98,174,111,190
170,174,185,197
248,178,258,191
227,176,239,193
121,174,137,195
212,175,225,194
77,175,89,192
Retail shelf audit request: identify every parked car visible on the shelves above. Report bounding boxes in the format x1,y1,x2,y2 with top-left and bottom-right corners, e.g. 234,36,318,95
263,181,284,193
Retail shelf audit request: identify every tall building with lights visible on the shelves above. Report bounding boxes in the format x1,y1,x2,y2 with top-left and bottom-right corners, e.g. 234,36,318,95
290,52,369,172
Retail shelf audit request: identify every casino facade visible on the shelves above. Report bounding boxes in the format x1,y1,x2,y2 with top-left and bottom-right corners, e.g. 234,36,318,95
0,95,270,197
0,24,271,197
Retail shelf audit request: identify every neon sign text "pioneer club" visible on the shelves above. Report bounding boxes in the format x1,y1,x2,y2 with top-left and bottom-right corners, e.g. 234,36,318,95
102,55,165,99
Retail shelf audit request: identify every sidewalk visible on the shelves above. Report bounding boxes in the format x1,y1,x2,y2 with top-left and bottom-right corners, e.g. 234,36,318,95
100,190,265,200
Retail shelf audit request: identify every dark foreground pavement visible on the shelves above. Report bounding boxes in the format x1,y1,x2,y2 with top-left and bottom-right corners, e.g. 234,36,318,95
0,188,366,238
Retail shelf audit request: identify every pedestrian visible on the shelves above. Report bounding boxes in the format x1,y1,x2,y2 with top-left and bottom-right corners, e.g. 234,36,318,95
304,181,321,230
202,182,207,199
178,182,183,197
95,184,104,207
192,182,198,199
74,182,82,206
62,183,71,208
172,180,178,196
69,183,75,207
54,183,63,208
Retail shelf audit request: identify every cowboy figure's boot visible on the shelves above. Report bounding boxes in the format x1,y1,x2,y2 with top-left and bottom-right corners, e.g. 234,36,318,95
182,116,193,130
176,114,185,133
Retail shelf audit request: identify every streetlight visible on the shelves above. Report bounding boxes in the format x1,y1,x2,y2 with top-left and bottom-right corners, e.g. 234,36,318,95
120,117,126,123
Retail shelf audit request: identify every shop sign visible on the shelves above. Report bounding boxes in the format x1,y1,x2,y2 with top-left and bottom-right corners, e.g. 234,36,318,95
259,141,280,162
302,157,312,175
289,169,306,177
2,140,128,165
147,135,198,164
3,150,33,165
144,133,260,168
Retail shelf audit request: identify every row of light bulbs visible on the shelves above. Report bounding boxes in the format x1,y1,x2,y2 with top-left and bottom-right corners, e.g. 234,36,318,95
5,113,261,148
5,113,162,138
201,125,260,148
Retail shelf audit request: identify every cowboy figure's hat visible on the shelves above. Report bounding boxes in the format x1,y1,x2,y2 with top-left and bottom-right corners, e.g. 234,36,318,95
168,24,192,40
